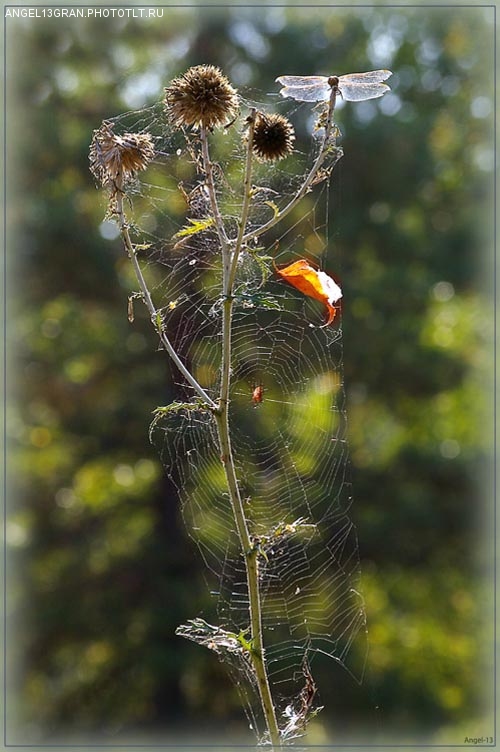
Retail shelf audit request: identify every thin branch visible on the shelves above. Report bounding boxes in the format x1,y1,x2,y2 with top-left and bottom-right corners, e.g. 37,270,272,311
200,124,230,254
227,107,257,294
242,86,338,244
219,108,257,411
115,192,218,411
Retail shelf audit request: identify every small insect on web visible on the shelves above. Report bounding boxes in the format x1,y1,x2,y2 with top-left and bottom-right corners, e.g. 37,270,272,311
251,383,265,405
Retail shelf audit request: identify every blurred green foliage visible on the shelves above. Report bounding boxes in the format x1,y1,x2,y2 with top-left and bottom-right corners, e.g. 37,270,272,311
5,5,494,747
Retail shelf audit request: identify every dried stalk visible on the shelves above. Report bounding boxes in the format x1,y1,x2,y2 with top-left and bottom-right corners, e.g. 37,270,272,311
200,110,281,747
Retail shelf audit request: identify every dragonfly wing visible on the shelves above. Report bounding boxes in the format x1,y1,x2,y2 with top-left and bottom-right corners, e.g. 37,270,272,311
339,82,391,101
276,70,392,102
278,83,332,102
339,69,392,84
276,75,328,87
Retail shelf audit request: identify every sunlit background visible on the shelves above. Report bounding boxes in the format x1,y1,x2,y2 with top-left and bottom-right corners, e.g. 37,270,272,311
5,4,495,748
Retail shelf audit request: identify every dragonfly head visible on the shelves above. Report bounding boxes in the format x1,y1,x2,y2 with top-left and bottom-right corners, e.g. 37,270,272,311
327,75,340,91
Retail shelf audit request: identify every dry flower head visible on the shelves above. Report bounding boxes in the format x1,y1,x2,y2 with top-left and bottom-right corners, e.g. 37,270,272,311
165,65,239,130
251,112,295,162
89,122,155,190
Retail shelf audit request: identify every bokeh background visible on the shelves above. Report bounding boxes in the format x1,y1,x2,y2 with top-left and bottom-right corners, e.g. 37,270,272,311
5,3,495,749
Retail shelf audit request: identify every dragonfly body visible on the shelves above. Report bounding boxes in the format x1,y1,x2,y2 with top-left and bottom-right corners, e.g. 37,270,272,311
276,69,392,102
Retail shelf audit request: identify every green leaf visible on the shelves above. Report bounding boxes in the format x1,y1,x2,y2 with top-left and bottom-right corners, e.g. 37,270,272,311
152,399,209,416
235,291,283,311
236,630,253,653
263,200,280,219
173,217,215,240
244,249,274,287
149,399,212,442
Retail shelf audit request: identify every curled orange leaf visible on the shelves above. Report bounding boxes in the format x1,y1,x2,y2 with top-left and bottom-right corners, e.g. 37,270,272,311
275,259,342,325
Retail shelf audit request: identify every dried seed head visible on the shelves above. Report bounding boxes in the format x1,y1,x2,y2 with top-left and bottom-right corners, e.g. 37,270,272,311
89,122,155,189
164,65,239,130
250,112,295,162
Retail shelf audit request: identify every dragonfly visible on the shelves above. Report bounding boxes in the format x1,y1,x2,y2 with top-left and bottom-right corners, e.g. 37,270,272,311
276,69,392,102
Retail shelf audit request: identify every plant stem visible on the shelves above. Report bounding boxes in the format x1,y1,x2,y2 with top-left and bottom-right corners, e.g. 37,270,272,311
200,124,230,254
214,410,281,747
115,191,218,411
242,86,338,244
227,108,257,292
200,117,281,747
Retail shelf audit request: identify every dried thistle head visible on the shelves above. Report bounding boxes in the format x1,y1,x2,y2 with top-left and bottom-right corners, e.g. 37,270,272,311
250,112,295,162
164,65,239,130
89,122,155,190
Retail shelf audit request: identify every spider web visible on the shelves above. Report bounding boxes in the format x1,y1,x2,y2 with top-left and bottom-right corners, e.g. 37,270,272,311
97,91,368,742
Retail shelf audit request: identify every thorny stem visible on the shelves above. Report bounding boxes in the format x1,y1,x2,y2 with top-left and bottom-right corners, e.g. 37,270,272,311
214,410,281,747
242,85,338,244
115,191,218,411
117,146,279,738
200,115,281,747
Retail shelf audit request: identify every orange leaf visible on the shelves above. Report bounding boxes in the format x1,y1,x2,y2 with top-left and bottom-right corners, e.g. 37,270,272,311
275,259,342,325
